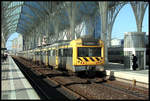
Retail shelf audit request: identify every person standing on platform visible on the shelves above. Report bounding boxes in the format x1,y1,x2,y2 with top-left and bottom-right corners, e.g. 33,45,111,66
132,54,138,70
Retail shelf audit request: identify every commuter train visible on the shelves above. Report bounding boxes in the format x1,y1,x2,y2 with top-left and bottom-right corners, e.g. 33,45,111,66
17,38,105,74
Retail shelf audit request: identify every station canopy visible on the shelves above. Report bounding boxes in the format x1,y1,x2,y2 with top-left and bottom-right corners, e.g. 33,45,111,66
2,1,118,41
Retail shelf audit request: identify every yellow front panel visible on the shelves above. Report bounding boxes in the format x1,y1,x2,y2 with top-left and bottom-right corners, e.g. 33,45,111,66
73,39,105,66
76,57,104,66
55,49,58,68
45,51,48,66
73,47,77,65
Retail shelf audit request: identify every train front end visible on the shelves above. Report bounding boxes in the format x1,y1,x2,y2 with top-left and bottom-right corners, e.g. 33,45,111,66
72,38,105,72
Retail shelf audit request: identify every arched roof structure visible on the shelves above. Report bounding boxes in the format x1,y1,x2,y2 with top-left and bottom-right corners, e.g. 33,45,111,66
1,1,148,45
2,1,127,41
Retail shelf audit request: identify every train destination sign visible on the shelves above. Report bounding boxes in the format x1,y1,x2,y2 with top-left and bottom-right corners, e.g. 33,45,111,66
83,42,99,46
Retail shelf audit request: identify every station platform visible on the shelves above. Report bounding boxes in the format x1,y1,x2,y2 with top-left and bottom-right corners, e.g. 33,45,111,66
105,63,149,88
1,55,40,100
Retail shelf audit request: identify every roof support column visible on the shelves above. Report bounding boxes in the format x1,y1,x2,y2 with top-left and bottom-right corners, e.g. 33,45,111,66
32,31,35,49
24,35,28,50
98,2,108,64
66,2,77,40
1,31,6,48
40,21,45,45
37,28,42,46
35,28,39,47
26,35,30,50
52,16,60,42
30,33,34,49
47,16,54,44
130,1,148,32
45,17,49,44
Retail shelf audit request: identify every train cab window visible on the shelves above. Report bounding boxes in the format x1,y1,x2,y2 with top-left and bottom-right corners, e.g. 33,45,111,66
78,47,101,57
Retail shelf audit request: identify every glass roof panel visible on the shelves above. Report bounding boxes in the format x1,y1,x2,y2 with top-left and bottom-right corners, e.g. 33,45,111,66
20,14,33,23
22,5,36,17
6,14,20,23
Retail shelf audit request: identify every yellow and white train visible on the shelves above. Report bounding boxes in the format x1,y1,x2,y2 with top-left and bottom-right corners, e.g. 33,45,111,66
17,38,105,73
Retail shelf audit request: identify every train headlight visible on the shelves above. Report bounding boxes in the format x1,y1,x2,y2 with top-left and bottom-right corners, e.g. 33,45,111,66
96,66,104,71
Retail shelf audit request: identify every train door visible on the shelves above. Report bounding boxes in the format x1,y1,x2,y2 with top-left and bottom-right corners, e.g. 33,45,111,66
63,49,67,70
40,51,42,64
55,49,59,69
45,51,48,66
58,48,66,70
43,51,45,64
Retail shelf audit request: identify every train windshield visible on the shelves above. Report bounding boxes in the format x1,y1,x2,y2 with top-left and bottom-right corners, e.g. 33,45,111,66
78,47,101,57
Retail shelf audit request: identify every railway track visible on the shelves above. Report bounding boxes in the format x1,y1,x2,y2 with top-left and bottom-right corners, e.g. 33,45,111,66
14,61,54,99
100,82,148,99
12,56,149,100
12,56,87,100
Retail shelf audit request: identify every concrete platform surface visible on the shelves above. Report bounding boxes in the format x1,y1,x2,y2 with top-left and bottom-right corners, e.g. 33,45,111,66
105,63,149,85
1,56,40,100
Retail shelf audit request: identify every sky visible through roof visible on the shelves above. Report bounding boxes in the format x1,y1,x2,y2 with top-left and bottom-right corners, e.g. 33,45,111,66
6,4,149,50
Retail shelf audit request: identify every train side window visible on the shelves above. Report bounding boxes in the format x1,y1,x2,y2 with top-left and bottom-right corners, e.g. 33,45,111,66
59,49,64,57
63,49,68,57
50,50,52,56
48,50,51,56
61,49,64,57
47,51,49,56
108,51,111,55
58,49,61,56
51,50,53,56
68,48,72,57
53,50,55,56
49,50,51,56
